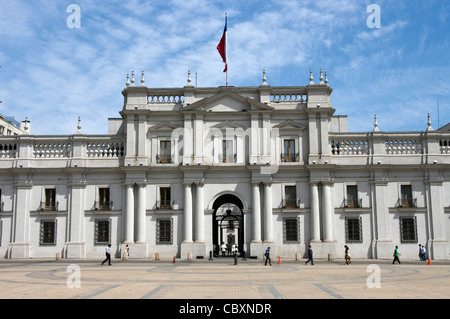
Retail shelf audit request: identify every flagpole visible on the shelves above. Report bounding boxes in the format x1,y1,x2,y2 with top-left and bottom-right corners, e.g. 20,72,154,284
225,13,228,86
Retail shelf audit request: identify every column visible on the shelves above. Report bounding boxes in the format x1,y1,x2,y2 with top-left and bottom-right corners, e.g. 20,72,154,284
10,185,31,258
310,182,320,242
428,180,448,259
124,184,134,244
65,178,86,258
263,183,273,242
251,182,261,243
372,179,393,258
194,183,204,242
136,183,146,243
322,182,333,242
183,183,193,243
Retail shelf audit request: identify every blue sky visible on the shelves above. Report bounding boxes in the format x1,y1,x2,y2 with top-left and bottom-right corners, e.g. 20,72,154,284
0,0,449,135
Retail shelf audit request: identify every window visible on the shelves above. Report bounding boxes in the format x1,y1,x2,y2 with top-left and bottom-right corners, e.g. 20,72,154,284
159,141,171,163
400,217,417,243
283,139,295,162
98,188,111,210
45,189,56,211
157,218,172,244
401,185,413,207
40,220,57,245
160,187,171,209
283,218,299,243
285,186,297,208
345,217,362,242
222,140,234,163
346,185,359,208
95,219,111,245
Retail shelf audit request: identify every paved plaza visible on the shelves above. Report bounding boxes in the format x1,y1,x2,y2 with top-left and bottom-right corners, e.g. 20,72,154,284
0,257,449,301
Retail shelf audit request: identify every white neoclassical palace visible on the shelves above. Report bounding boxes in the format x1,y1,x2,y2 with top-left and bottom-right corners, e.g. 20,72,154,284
0,69,449,260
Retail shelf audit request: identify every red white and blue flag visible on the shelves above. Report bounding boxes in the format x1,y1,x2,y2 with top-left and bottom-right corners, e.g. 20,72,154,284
217,14,227,73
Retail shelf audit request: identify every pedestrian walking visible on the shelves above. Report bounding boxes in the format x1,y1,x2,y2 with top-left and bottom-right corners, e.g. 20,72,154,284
264,247,272,266
305,245,314,265
393,245,401,264
221,242,226,257
344,245,351,265
422,245,427,261
102,244,112,266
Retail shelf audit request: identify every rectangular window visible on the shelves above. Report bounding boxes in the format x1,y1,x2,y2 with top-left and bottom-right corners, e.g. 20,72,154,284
95,219,111,245
160,187,171,209
401,185,413,207
160,141,171,163
222,140,234,163
346,185,359,208
346,217,362,242
45,189,56,211
400,217,417,243
40,220,57,246
98,188,110,210
157,219,173,244
285,186,297,208
284,218,299,243
283,139,295,162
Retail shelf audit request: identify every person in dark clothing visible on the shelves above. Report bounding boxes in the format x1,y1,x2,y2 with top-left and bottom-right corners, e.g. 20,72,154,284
102,244,112,266
264,247,272,266
305,245,314,265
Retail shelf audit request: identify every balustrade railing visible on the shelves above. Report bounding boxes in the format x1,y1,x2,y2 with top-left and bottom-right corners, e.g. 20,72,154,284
331,138,369,155
270,88,308,103
34,141,72,158
440,139,450,154
86,141,125,158
0,143,17,158
147,89,185,105
385,138,423,155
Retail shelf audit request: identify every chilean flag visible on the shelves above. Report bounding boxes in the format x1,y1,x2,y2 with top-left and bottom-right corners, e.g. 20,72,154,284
217,15,227,73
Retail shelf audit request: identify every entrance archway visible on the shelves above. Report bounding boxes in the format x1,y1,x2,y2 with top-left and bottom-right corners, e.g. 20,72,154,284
212,193,244,257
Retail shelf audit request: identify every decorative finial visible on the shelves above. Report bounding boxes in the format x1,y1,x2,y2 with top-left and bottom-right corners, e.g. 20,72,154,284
76,116,82,134
140,71,145,86
187,70,192,86
131,71,135,86
319,69,324,85
309,69,314,85
126,73,130,87
324,71,328,85
262,69,268,86
427,113,433,131
373,114,379,131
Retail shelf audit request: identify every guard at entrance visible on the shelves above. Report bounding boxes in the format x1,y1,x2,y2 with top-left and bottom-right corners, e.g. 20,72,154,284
264,247,272,266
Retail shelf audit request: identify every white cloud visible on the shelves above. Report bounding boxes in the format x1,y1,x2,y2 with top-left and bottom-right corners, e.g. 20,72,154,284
0,0,448,134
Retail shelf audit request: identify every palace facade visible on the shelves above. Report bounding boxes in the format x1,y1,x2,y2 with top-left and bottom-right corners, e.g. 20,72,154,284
1,69,449,260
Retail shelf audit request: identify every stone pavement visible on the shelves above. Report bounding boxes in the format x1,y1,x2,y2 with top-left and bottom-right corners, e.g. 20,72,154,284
0,257,449,300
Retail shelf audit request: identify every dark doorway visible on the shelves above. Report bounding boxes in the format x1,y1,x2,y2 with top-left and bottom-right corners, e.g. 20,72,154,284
212,194,244,257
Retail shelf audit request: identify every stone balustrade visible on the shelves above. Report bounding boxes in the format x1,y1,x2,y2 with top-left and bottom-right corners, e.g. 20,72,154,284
269,88,308,103
147,89,185,105
330,131,450,162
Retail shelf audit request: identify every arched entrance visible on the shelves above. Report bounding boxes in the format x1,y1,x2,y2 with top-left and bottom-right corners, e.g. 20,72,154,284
212,194,244,257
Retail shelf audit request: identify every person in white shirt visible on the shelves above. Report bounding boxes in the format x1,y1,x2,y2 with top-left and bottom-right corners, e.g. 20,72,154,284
102,244,112,266
221,242,227,257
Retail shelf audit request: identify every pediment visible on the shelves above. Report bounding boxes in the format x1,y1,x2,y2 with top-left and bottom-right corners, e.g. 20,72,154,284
273,120,307,130
148,121,182,132
212,120,246,129
182,91,273,113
